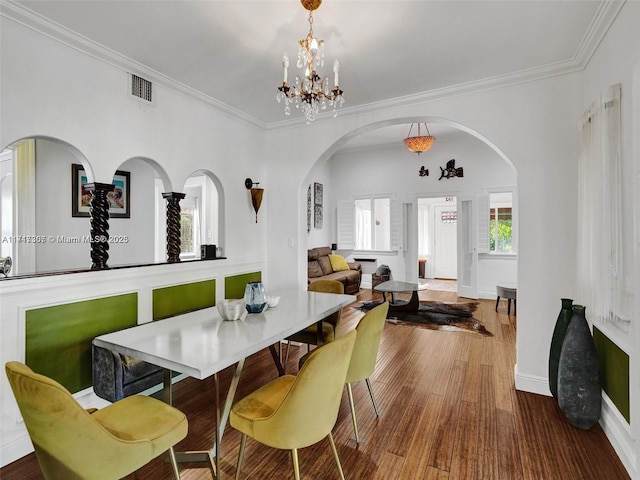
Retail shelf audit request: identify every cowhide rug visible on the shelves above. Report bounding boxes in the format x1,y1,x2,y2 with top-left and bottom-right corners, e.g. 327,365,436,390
357,300,492,336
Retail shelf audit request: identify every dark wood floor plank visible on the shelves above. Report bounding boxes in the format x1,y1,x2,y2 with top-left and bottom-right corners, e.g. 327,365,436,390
476,364,499,480
398,393,445,479
427,359,467,471
1,285,630,480
449,400,479,479
496,408,524,480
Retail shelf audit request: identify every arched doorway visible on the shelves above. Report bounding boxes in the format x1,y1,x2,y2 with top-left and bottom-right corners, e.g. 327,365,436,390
300,116,518,300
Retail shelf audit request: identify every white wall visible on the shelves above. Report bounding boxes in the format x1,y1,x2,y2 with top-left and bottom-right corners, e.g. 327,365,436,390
33,143,159,272
0,15,267,268
579,2,640,476
305,159,334,250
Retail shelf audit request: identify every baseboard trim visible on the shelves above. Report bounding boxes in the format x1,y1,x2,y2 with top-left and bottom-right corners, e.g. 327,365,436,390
600,392,637,479
513,364,551,396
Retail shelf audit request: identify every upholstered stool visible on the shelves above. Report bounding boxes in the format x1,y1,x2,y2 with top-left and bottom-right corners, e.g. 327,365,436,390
496,283,517,315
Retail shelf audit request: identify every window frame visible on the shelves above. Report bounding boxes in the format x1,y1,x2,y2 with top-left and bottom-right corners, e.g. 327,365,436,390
482,187,517,257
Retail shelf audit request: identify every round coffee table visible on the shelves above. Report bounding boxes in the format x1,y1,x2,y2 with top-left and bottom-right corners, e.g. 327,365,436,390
373,280,420,313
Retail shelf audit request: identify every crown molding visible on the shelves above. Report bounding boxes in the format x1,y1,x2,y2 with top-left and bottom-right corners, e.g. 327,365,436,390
0,0,267,130
2,0,626,132
268,1,626,131
573,0,626,69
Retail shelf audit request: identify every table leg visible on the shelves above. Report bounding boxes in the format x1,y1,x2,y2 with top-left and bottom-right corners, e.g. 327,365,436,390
316,319,323,346
268,344,286,376
387,290,420,313
271,319,323,375
164,359,247,479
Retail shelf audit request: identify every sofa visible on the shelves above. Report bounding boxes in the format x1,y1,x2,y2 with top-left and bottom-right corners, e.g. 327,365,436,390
92,343,177,402
308,247,362,294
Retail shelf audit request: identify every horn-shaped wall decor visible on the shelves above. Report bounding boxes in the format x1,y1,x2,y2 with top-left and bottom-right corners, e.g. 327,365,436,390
245,178,264,223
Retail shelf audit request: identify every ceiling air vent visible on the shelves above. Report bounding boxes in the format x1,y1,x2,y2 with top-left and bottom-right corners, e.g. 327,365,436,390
130,74,153,103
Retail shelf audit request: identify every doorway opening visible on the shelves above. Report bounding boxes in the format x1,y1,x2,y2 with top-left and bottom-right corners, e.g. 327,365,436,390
418,196,457,292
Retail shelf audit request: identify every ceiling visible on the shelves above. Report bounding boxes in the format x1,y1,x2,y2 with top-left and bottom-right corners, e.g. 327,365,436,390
9,0,612,147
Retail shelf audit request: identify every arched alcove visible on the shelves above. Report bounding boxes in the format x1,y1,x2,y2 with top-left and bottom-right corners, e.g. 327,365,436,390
109,157,172,267
180,169,225,260
300,116,518,300
0,136,96,274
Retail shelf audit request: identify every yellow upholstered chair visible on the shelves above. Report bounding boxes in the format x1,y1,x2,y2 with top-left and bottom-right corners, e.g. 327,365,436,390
231,330,357,480
5,361,188,480
299,301,389,444
344,301,389,444
282,279,344,369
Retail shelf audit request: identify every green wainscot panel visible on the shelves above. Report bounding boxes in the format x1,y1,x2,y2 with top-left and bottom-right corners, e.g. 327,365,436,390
593,327,630,423
224,271,262,300
153,279,216,320
26,293,138,394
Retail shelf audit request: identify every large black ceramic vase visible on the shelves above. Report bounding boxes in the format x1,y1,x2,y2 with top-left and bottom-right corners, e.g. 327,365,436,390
557,305,601,429
548,298,573,397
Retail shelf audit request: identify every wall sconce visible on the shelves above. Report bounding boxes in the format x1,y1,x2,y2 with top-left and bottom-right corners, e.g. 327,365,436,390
245,178,264,223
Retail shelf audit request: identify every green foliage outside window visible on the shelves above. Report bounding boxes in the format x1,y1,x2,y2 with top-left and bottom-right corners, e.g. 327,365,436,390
489,208,512,252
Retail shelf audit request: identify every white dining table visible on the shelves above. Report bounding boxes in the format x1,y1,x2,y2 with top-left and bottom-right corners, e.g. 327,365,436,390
93,289,355,479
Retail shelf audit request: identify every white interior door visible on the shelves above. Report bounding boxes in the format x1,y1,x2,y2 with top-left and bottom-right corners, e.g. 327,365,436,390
456,196,478,298
434,205,457,279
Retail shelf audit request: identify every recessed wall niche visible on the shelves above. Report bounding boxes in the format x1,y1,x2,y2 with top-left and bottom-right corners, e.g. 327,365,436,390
0,137,174,275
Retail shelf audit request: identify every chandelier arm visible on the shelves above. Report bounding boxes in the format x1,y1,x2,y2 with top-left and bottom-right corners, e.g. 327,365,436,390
277,0,343,122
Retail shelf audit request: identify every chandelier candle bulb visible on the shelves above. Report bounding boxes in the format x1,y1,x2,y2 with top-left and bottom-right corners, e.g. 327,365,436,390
333,59,339,86
283,53,289,83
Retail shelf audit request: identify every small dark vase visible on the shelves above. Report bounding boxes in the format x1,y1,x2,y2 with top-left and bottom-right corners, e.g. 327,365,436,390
548,298,573,397
557,305,601,429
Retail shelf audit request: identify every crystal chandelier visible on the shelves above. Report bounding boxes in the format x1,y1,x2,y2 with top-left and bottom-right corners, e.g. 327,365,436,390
404,123,436,154
276,0,344,124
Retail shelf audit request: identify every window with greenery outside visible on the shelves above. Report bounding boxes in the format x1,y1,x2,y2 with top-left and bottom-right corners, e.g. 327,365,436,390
489,206,512,252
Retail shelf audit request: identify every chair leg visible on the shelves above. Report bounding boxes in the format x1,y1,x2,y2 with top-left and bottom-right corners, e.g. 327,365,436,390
495,296,500,311
235,434,247,480
327,432,346,480
291,448,301,480
365,378,380,417
346,383,360,444
168,447,181,480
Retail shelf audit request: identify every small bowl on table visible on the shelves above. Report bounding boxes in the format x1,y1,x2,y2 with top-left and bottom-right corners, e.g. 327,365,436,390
266,296,280,308
217,299,245,321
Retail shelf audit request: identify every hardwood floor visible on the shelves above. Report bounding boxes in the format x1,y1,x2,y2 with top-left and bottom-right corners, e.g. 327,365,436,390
1,287,630,479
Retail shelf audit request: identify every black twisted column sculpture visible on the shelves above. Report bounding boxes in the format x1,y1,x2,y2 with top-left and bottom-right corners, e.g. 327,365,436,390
85,183,115,270
162,192,186,263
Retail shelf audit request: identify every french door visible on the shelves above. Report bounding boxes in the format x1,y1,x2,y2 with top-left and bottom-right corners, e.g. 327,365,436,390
456,196,478,299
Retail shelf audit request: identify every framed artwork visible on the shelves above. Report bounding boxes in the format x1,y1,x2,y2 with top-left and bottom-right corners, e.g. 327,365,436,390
72,164,131,218
307,184,312,233
314,205,323,228
314,182,323,206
